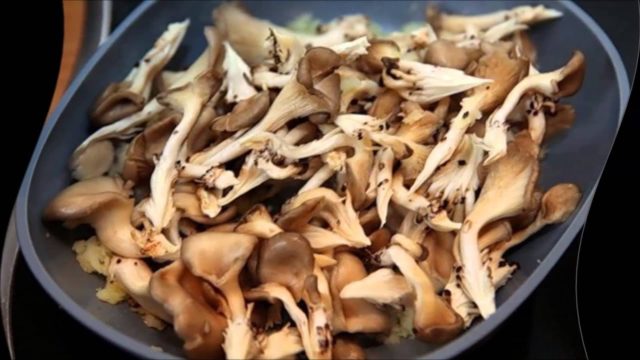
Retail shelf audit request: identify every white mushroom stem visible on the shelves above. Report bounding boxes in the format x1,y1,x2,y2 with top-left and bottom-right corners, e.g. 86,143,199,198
223,42,258,103
439,5,563,33
243,129,357,160
143,73,219,230
382,58,492,105
298,164,336,194
376,147,394,227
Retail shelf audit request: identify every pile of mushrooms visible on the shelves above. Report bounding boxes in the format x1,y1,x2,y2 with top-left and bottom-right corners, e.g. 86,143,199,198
43,2,586,359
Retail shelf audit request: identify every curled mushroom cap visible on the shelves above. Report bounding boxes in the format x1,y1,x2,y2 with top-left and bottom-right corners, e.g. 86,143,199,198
43,176,178,259
149,260,227,359
258,232,315,301
356,39,401,74
235,204,284,239
436,5,562,33
211,91,270,132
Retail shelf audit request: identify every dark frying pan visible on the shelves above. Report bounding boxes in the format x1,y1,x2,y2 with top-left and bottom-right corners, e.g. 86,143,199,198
14,1,630,359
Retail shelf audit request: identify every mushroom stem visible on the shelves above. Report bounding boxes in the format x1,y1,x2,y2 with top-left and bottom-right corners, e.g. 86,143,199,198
439,5,563,33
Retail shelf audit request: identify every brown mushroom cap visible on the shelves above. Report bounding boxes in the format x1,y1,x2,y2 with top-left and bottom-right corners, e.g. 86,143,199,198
90,82,146,127
258,232,315,301
211,91,271,132
544,104,576,140
368,89,403,120
472,50,529,113
424,40,471,70
332,337,367,360
149,260,227,359
540,183,581,223
556,51,586,98
355,40,401,75
122,112,180,184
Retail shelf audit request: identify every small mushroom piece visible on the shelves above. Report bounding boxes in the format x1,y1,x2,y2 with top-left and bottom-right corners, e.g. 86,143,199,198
235,204,284,239
408,49,529,192
368,89,403,120
143,70,223,230
420,231,456,292
181,232,259,359
256,325,304,359
91,20,189,126
387,245,463,343
330,36,371,62
70,140,115,180
340,268,413,308
108,257,171,325
477,220,513,250
424,40,471,70
43,176,178,259
483,51,585,164
257,232,315,301
211,91,271,132
356,40,401,74
375,147,395,227
280,188,371,248
485,183,581,287
149,260,227,359
390,172,461,232
513,30,537,64
396,101,443,144
458,132,539,318
223,41,258,104
382,57,492,105
544,104,576,140
332,337,367,360
330,252,392,334
437,5,563,33
264,28,306,75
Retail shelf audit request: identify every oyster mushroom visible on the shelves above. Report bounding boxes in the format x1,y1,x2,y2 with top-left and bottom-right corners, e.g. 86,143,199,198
149,260,227,359
210,91,271,132
381,57,492,105
485,183,581,287
387,245,463,343
458,132,539,318
143,70,223,230
181,232,259,359
43,176,178,259
91,20,189,126
332,337,367,360
70,140,115,180
483,51,585,164
409,48,529,192
339,268,413,308
436,5,562,33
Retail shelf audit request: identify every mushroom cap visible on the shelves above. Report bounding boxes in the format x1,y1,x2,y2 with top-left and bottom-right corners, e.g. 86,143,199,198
355,39,401,74
234,204,283,239
472,50,529,112
424,40,471,70
91,82,146,127
556,51,586,98
149,260,227,359
211,91,271,132
339,268,413,306
43,176,130,222
332,337,367,360
368,88,403,120
70,140,115,181
122,112,180,184
544,104,576,140
182,232,258,287
258,232,315,301
297,47,343,90
540,183,581,223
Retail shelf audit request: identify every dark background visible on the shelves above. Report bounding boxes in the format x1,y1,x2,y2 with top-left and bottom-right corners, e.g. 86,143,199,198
1,0,638,359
